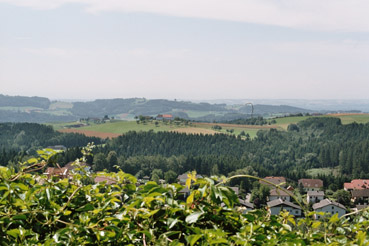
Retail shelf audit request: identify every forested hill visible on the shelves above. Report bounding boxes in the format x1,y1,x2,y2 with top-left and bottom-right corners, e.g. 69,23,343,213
71,98,228,117
0,94,50,109
92,117,369,189
0,94,315,122
0,123,104,166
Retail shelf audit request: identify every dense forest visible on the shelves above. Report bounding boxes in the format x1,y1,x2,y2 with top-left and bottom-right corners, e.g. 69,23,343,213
1,117,369,192
0,123,104,166
89,117,369,191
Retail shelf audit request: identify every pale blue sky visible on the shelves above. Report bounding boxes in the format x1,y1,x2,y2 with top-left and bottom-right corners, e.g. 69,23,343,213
0,1,368,100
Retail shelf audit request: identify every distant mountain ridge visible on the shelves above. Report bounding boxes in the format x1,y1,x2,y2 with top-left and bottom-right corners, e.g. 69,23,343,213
0,94,347,123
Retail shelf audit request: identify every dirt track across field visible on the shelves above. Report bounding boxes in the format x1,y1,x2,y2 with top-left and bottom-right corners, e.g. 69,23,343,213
194,122,276,129
58,129,121,139
171,127,218,135
327,113,369,117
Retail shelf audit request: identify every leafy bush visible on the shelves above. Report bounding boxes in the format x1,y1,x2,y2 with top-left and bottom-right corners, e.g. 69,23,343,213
1,148,369,245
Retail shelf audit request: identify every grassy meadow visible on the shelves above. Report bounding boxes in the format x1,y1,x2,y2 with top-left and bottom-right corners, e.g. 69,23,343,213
50,113,369,139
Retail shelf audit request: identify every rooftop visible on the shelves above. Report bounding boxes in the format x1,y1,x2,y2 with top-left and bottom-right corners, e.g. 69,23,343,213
312,199,346,210
307,191,325,196
267,198,301,209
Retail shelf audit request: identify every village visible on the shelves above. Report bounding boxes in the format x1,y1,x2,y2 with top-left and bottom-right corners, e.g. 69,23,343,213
43,162,368,220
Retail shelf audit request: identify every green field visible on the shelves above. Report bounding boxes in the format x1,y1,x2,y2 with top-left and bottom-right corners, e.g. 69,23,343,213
0,106,43,112
79,120,180,134
306,167,340,177
330,114,369,124
50,113,369,139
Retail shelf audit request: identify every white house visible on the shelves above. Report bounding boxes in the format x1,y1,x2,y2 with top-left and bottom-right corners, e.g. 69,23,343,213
267,199,302,217
307,191,325,203
269,188,291,202
312,199,346,219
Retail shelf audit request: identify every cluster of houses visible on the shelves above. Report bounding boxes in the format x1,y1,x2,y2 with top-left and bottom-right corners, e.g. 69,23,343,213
42,165,369,219
261,176,369,218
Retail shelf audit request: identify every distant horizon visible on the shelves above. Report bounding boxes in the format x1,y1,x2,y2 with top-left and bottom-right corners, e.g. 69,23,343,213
3,93,369,102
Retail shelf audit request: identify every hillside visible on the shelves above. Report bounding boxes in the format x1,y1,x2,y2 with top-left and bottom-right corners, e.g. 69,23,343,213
0,94,316,123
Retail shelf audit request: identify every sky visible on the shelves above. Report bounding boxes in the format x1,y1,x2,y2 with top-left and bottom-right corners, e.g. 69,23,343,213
0,0,369,100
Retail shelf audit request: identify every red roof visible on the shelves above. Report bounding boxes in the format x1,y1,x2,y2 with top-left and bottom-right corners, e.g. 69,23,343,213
94,176,117,185
260,176,286,187
344,179,369,190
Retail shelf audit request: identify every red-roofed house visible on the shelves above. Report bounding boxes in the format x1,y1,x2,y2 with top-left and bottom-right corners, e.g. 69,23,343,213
344,179,369,191
260,176,286,188
44,167,69,179
298,179,323,192
94,176,117,185
156,114,173,120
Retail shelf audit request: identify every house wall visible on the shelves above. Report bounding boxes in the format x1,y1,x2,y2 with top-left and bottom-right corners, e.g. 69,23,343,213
307,195,324,203
314,206,346,218
304,187,321,192
269,195,291,202
270,206,301,216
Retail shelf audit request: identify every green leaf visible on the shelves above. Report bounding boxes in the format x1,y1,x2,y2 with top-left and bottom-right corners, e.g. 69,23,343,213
7,229,20,238
186,234,203,246
167,218,179,229
76,203,94,212
312,221,321,229
186,193,194,205
185,211,204,224
329,213,339,223
12,214,27,220
27,158,38,164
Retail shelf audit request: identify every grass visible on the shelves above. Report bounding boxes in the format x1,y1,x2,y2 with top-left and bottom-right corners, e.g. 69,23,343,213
48,102,73,110
306,167,340,177
0,106,43,112
49,113,369,139
329,114,369,124
272,116,310,130
50,120,265,139
71,120,186,134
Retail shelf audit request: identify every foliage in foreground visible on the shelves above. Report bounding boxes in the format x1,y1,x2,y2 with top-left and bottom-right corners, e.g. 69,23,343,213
1,151,369,245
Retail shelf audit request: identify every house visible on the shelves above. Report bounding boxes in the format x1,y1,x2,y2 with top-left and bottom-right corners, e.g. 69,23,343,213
44,167,69,179
178,187,190,200
307,191,325,203
64,161,91,173
352,204,369,212
177,173,203,185
94,176,117,185
298,179,323,192
344,179,369,191
230,187,240,196
156,114,173,120
269,188,291,202
267,199,302,217
260,176,286,188
312,199,346,218
238,198,254,213
351,189,369,204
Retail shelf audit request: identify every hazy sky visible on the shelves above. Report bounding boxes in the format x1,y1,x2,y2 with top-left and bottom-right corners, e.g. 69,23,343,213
1,0,368,100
